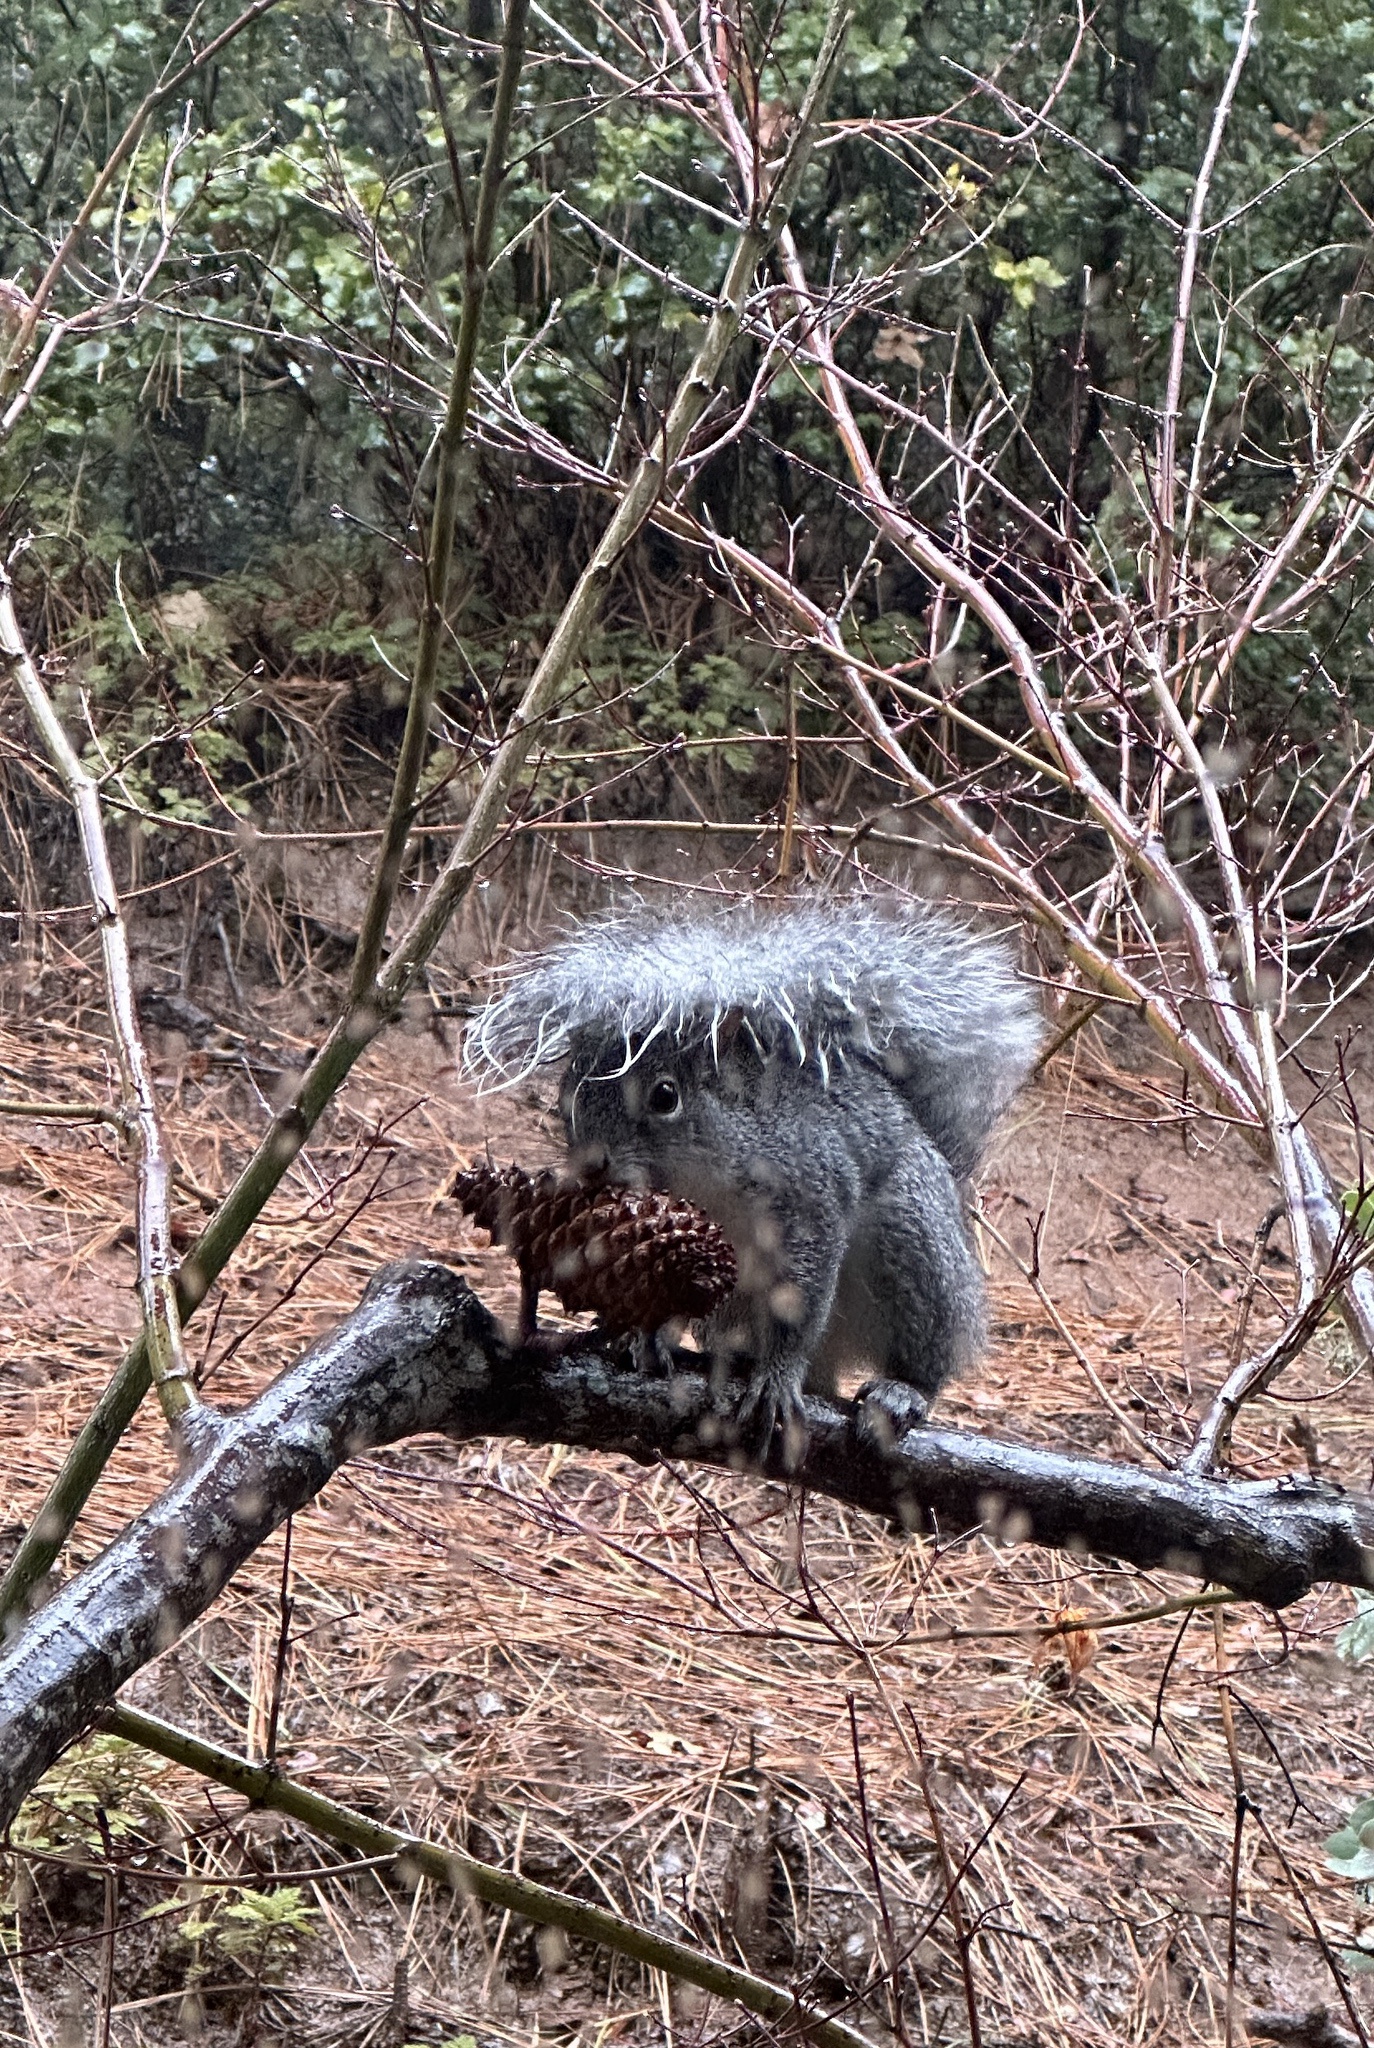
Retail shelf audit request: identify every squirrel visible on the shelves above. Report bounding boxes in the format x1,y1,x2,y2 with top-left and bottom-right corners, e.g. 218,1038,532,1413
465,896,1042,1463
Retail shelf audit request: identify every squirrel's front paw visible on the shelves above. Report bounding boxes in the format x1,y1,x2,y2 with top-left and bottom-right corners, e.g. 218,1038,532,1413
854,1378,929,1453
624,1325,678,1377
731,1369,809,1472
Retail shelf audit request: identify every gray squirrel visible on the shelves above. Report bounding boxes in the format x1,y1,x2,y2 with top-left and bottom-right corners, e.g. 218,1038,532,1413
465,897,1042,1460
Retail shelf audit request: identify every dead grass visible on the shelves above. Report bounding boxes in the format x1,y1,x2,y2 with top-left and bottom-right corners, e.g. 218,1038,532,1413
2,981,1373,2048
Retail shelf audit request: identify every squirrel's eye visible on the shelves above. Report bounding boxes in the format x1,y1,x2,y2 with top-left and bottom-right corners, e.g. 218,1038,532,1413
646,1076,681,1117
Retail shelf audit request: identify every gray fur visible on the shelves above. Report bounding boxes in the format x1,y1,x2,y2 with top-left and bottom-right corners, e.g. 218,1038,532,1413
465,899,1042,1460
467,899,1041,1176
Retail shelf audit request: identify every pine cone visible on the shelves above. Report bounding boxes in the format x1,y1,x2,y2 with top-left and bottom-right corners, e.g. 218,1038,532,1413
447,1161,737,1334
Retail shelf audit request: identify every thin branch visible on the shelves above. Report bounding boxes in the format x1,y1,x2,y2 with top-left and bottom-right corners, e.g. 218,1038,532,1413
912,1720,984,2048
0,1098,123,1125
0,573,196,1429
977,1208,1167,1467
102,1702,875,2048
1153,0,1259,627
348,0,530,998
1184,1226,1367,1474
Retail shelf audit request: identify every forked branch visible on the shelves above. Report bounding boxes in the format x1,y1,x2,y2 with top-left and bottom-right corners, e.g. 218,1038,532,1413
2,1260,1372,1830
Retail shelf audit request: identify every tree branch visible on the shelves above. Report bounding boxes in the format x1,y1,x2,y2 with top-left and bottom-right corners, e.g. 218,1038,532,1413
3,1261,1372,1830
1154,0,1259,625
348,0,530,999
0,572,195,1429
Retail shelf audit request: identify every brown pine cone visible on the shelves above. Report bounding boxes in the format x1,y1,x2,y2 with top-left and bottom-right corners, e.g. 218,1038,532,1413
447,1161,737,1336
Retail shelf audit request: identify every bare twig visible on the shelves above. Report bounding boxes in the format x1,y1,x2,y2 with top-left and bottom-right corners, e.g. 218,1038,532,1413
912,1720,984,2048
1154,0,1259,624
977,1208,1168,1466
0,571,196,1428
845,1695,909,2043
1227,1204,1287,1370
1248,1813,1372,2046
1212,1606,1246,2048
1185,1241,1361,1475
0,1098,123,1125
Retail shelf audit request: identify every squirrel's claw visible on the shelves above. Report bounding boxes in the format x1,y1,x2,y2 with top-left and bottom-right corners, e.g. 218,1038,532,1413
732,1369,809,1473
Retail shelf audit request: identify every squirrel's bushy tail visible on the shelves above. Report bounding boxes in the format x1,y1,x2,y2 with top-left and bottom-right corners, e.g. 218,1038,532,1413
465,897,1042,1177
859,908,1042,1175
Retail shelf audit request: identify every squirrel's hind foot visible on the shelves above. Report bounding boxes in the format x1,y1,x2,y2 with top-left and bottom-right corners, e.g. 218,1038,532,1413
853,1377,929,1453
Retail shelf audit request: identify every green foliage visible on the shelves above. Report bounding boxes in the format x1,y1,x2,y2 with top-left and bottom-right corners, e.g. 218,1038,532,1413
1,0,1373,817
1336,1589,1374,1664
10,1733,178,1859
987,249,1069,310
1326,1793,1374,1971
10,1738,316,1985
630,649,783,774
180,1883,318,1978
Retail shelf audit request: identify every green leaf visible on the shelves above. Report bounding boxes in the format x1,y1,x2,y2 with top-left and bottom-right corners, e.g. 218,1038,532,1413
1338,1590,1374,1663
989,250,1069,308
1326,1796,1374,1880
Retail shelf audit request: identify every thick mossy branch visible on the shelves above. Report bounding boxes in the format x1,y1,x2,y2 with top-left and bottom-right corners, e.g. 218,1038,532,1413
2,1258,1373,1826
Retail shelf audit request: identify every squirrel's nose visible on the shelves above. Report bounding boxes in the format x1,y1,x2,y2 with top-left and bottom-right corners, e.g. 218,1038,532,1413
569,1140,611,1184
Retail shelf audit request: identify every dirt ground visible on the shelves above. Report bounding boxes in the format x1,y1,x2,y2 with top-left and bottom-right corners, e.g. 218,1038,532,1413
3,940,1374,2048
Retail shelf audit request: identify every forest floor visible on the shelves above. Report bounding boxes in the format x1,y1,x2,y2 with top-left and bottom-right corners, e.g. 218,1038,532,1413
2,941,1374,2048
